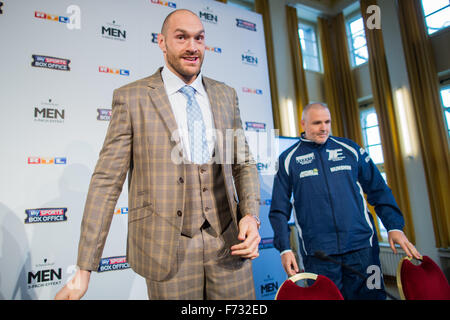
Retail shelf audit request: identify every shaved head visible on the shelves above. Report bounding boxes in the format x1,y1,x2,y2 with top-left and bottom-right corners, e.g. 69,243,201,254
161,9,199,36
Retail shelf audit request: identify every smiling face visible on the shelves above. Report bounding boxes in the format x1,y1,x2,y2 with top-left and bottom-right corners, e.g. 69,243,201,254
301,104,331,144
158,10,205,84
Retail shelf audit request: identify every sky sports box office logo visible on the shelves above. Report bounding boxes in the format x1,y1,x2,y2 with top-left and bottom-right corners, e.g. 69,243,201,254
24,208,68,224
97,108,112,121
32,55,71,71
98,256,130,272
236,19,256,31
245,121,266,132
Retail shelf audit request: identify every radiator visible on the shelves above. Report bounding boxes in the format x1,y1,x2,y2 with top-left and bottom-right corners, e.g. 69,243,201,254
379,246,405,277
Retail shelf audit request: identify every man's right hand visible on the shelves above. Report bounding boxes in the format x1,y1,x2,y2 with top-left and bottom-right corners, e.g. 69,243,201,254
55,269,91,300
281,250,299,277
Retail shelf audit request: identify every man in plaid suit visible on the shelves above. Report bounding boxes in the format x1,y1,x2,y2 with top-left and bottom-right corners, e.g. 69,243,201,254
56,9,261,299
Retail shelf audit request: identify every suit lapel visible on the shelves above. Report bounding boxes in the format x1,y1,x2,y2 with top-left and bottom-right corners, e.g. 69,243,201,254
146,68,180,143
203,77,227,163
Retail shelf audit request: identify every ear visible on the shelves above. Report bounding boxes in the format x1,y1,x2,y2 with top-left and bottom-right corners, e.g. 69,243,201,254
157,33,166,53
301,119,306,129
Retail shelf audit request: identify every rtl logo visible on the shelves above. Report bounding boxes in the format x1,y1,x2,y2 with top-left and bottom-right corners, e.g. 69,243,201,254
28,157,67,165
99,66,130,76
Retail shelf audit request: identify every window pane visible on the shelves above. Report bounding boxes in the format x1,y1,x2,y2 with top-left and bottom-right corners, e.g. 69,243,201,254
421,0,449,16
366,126,381,145
426,7,450,34
441,88,450,107
350,17,364,34
304,56,320,72
298,23,321,72
445,109,450,130
303,40,318,57
365,113,378,127
299,24,316,42
368,145,384,164
352,32,367,50
354,46,369,65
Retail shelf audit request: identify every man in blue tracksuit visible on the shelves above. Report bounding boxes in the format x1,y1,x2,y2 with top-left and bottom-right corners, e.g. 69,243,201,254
269,103,421,299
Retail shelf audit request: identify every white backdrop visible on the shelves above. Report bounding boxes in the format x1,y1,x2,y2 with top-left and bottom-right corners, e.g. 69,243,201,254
0,0,287,300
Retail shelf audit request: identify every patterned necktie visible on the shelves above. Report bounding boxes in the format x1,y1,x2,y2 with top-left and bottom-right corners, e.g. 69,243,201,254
179,85,209,164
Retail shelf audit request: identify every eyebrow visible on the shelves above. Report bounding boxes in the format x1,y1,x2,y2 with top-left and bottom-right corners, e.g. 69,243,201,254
173,28,205,36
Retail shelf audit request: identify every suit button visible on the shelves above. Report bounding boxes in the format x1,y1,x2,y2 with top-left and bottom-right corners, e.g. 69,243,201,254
178,177,184,184
204,207,210,212
177,210,182,217
202,187,208,192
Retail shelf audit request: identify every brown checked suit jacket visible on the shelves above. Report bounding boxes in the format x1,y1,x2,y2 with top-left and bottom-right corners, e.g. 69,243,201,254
76,68,260,281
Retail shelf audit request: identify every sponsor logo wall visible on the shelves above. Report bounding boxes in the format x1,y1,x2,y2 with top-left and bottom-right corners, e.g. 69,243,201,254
0,0,281,300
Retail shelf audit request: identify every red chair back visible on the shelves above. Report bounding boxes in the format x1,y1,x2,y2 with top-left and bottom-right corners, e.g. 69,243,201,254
398,256,450,300
275,274,344,300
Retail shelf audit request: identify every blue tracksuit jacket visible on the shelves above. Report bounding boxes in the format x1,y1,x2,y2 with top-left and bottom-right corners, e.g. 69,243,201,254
269,135,405,257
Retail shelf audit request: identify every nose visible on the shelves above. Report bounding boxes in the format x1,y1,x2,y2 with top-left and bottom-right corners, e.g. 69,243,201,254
186,38,198,53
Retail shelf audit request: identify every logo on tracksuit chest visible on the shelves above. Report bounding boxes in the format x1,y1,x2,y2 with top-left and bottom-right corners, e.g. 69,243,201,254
326,149,345,161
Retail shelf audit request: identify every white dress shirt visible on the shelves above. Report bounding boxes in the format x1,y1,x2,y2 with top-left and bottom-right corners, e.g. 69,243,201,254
161,65,216,162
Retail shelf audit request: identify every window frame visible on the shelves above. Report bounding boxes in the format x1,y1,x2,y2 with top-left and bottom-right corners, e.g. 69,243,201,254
345,13,369,68
359,104,388,242
439,84,450,137
421,0,450,35
297,19,322,73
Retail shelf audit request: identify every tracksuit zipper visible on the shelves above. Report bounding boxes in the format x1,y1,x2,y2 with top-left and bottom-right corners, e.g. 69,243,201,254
317,147,341,252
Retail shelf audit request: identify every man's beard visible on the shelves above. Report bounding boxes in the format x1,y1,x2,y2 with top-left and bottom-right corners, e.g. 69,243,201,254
166,49,203,79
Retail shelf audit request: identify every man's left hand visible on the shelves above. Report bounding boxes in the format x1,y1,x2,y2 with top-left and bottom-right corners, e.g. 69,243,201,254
231,215,261,259
388,230,422,260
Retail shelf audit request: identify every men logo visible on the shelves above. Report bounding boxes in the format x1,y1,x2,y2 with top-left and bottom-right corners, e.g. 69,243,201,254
25,208,67,224
150,0,176,8
236,19,256,31
98,256,130,272
97,108,112,121
28,157,67,165
260,274,279,297
199,7,217,24
34,99,65,123
32,55,71,71
102,20,126,41
27,258,62,289
242,50,258,66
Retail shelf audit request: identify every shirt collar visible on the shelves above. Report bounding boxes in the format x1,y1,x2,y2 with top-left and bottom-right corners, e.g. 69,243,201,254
161,64,206,97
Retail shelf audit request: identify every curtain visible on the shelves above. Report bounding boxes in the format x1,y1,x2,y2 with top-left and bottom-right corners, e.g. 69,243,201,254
255,0,281,132
286,5,309,132
317,14,363,146
397,0,450,248
360,0,415,243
